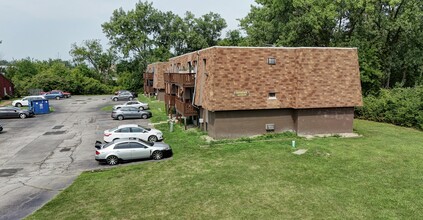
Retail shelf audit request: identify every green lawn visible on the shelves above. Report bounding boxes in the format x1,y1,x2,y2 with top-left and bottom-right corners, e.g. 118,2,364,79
27,97,423,219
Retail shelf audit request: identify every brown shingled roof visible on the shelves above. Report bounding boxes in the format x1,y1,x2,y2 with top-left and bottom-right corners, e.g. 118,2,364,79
165,46,362,111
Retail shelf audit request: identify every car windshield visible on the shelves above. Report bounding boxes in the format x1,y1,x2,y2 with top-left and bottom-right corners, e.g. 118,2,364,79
137,125,151,131
109,127,118,132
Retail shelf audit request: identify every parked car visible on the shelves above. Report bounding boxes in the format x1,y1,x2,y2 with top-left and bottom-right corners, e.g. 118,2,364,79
113,101,149,110
95,138,172,165
111,107,152,120
0,107,34,119
115,90,138,97
103,124,163,142
12,95,46,107
51,90,71,98
43,91,64,100
111,91,134,101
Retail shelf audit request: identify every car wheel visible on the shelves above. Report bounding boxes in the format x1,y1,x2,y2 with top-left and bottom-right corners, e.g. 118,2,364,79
106,155,119,165
19,113,27,119
16,103,22,107
117,115,124,120
113,98,118,101
139,106,144,110
152,151,163,160
148,135,158,142
141,114,148,119
56,96,60,100
129,97,133,101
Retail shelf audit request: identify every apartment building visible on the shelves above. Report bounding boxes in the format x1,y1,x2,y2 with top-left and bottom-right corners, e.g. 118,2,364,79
146,46,362,139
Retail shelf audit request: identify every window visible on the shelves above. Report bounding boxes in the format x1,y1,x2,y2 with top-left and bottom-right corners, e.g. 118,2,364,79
130,127,143,133
203,59,207,72
188,62,192,73
268,92,276,99
268,57,276,65
130,142,146,149
116,127,130,133
114,142,131,149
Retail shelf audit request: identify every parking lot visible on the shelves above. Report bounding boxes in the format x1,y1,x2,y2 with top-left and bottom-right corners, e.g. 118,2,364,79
0,95,151,220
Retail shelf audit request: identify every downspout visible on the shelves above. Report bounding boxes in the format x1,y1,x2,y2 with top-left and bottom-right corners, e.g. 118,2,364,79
192,51,200,108
192,51,200,127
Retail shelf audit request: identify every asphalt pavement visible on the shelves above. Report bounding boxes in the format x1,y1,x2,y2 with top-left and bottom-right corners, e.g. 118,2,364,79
0,95,151,220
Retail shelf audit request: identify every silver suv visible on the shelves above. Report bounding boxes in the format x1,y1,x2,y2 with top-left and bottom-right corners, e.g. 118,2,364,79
95,139,172,165
111,106,152,120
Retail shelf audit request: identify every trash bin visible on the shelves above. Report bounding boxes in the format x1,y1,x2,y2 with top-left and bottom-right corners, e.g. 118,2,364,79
29,99,50,114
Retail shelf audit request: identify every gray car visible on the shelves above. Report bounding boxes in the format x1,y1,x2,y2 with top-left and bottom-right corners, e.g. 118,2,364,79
0,107,35,119
95,138,172,165
111,91,133,101
111,106,152,120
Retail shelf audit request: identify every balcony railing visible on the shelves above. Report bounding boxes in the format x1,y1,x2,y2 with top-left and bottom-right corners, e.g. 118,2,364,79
164,73,195,87
174,73,195,87
164,94,175,106
164,73,176,83
144,85,154,93
175,98,197,117
144,73,154,80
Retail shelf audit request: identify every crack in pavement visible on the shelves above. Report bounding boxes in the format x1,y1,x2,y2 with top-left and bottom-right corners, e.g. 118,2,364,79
64,137,82,172
1,184,22,197
37,151,55,169
19,181,60,192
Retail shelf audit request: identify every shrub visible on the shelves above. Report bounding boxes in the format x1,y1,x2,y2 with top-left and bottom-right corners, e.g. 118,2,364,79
356,86,423,130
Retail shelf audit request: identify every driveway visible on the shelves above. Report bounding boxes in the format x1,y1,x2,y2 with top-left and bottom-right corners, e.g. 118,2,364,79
0,95,151,220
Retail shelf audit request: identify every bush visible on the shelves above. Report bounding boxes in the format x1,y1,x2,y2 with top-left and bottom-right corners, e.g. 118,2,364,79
356,86,423,130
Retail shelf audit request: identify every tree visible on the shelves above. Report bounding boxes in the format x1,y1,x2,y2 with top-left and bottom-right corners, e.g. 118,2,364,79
70,39,117,83
102,1,228,91
218,29,246,46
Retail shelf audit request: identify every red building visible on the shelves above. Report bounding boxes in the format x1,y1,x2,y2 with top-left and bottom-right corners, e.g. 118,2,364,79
0,73,14,99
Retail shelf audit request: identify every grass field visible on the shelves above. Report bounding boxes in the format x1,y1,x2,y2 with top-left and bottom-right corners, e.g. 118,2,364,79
27,98,423,219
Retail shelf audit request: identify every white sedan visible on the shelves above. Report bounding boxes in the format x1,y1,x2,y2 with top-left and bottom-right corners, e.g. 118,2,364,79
12,95,46,107
104,124,163,142
113,101,149,110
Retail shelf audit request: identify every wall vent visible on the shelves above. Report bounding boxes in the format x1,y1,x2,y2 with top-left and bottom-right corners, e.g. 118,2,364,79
265,124,275,131
267,57,276,65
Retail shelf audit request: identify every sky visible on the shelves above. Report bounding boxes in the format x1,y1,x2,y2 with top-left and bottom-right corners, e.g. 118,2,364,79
0,0,255,61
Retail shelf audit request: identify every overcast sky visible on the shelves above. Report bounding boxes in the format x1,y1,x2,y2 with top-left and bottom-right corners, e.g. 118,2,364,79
0,0,255,61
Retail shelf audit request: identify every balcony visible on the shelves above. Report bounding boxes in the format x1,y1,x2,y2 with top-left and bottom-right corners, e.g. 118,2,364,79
164,94,175,106
144,73,153,80
164,73,195,87
164,73,176,84
144,85,154,94
174,73,195,87
175,98,197,117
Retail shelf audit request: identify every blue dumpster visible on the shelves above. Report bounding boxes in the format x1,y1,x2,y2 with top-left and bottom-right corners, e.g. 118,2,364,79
29,99,50,114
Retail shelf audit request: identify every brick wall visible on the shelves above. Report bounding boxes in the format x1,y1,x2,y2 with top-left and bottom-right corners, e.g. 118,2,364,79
152,62,167,89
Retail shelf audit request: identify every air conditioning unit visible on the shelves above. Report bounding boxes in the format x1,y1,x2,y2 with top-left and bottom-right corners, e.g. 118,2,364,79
265,124,275,131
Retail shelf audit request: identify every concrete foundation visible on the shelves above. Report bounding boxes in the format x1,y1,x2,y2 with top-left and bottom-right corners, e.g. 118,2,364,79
202,107,355,139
